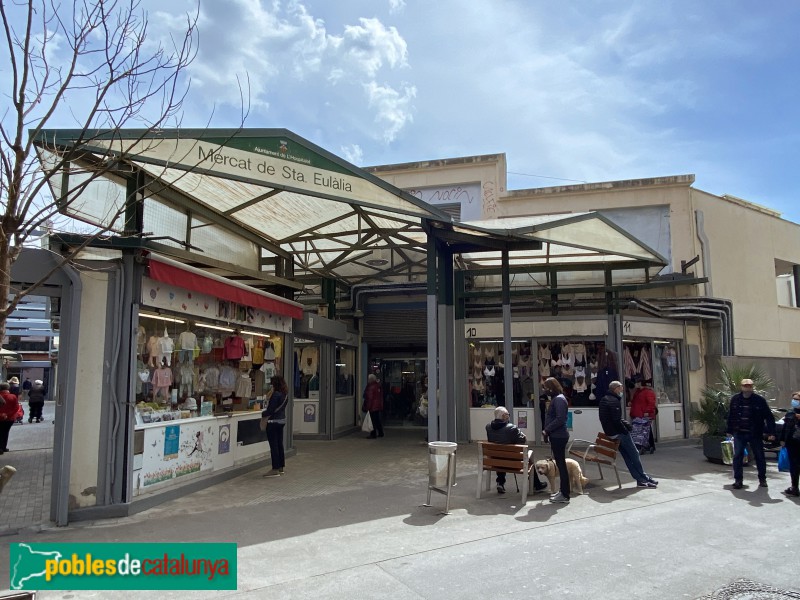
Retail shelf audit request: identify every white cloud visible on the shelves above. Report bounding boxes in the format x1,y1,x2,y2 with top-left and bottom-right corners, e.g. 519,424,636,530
340,143,364,165
388,0,407,16
144,1,415,141
364,81,416,143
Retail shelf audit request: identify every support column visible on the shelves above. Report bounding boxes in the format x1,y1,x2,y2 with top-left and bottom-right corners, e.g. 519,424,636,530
454,271,469,442
426,234,439,443
501,249,513,421
437,245,456,442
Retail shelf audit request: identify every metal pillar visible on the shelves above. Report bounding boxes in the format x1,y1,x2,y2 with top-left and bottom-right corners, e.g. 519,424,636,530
501,249,513,421
437,244,456,442
426,234,439,443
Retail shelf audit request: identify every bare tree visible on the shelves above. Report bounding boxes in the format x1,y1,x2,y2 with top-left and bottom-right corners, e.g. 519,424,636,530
0,0,208,344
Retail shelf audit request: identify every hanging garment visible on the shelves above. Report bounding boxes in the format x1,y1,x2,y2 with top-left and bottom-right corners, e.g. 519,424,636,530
638,347,653,381
218,366,238,391
264,344,276,361
252,341,265,366
623,347,637,379
179,330,197,351
223,335,246,361
204,367,220,390
136,326,147,355
518,354,532,380
201,335,214,354
179,364,194,396
147,336,160,367
235,373,252,399
539,359,551,377
158,335,174,366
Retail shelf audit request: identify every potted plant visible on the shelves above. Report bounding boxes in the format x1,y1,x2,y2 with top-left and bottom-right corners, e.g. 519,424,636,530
693,363,774,463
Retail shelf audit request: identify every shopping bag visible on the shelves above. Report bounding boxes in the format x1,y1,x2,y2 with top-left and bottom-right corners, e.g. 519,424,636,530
721,438,734,465
778,446,790,472
361,411,374,433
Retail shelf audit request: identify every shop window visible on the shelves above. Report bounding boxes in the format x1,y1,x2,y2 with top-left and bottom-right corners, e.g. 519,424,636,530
335,346,355,397
623,339,682,406
468,340,536,408
533,341,608,407
134,313,282,425
294,342,320,399
374,358,427,425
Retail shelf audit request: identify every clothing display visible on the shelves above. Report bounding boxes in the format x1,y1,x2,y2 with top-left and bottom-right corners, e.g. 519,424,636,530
223,333,246,361
135,317,283,412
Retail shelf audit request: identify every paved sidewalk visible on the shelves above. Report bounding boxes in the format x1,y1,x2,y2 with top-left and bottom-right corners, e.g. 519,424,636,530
0,428,798,598
0,402,54,534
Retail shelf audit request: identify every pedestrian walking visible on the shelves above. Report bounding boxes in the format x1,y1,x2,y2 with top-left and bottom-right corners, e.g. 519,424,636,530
362,374,385,439
0,382,20,453
542,377,571,503
599,381,658,488
779,391,800,497
28,379,46,423
726,378,775,489
262,375,290,478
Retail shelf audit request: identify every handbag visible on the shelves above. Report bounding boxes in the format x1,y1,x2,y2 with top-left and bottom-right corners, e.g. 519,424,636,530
259,417,269,431
361,411,374,433
778,446,790,473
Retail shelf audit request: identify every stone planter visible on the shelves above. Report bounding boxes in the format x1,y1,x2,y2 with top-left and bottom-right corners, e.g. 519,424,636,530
702,434,726,464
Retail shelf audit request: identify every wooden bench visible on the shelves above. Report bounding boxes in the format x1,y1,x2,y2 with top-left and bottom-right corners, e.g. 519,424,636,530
567,432,622,489
476,442,536,504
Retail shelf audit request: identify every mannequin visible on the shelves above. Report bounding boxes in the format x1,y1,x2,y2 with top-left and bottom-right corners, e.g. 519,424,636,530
158,328,174,366
178,324,197,363
223,329,246,361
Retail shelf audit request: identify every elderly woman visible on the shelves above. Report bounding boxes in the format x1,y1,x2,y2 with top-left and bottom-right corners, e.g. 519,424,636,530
0,382,20,453
362,374,385,439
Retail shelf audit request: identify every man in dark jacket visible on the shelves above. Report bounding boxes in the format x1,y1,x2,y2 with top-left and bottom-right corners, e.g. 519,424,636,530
486,406,547,494
598,381,658,488
726,378,775,489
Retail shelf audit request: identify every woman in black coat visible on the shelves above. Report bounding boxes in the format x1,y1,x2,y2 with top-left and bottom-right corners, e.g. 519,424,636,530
262,376,290,478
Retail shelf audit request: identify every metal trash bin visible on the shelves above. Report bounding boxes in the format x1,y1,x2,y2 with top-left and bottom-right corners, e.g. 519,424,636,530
424,441,457,514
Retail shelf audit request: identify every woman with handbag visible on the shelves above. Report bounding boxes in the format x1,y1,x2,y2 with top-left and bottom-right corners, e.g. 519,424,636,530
362,374,385,439
262,376,290,478
779,391,800,497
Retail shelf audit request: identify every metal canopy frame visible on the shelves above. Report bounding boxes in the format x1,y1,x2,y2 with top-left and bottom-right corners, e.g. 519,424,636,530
34,128,668,295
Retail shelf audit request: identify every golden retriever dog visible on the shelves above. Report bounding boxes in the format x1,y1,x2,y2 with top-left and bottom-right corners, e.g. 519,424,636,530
535,458,589,495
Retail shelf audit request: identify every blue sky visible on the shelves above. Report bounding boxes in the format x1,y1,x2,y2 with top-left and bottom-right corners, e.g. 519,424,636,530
11,1,800,222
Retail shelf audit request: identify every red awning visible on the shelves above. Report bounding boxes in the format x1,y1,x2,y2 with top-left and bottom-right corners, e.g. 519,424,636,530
148,259,303,320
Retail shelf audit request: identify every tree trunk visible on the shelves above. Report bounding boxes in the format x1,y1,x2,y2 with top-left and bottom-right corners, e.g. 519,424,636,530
0,240,11,345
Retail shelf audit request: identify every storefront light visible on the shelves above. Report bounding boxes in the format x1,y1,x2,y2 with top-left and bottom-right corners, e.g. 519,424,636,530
139,312,185,324
240,330,271,338
195,322,234,332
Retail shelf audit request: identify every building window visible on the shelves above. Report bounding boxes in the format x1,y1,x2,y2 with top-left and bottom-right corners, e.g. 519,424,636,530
775,259,799,307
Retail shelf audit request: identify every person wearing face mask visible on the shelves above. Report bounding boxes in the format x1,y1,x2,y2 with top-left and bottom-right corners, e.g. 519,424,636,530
726,378,776,490
778,392,800,497
599,381,658,488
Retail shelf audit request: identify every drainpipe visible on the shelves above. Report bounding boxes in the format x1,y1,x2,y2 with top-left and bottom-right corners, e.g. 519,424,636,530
695,210,713,297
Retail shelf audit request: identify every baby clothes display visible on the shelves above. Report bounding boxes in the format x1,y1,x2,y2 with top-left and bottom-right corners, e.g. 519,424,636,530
223,333,246,361
147,335,161,367
235,373,252,399
158,331,174,366
152,366,173,401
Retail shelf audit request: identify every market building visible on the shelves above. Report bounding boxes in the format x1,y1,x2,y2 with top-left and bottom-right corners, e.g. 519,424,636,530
28,130,800,525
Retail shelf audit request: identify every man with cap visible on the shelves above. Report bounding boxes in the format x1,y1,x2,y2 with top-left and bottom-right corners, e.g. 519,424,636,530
726,378,775,489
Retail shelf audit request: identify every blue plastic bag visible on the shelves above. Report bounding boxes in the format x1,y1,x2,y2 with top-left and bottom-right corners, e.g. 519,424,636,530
778,446,790,473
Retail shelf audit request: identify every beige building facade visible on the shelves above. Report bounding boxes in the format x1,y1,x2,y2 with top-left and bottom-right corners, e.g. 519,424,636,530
368,154,800,432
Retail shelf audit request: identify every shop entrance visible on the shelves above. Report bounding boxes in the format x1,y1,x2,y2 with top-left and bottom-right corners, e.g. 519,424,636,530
369,357,428,427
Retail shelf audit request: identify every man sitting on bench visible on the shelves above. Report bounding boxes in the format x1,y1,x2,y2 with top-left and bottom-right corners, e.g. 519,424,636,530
486,406,548,494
